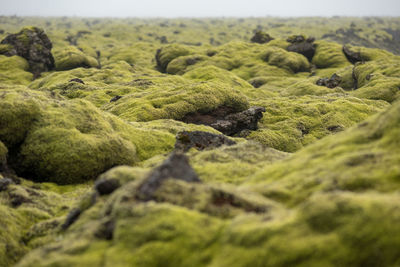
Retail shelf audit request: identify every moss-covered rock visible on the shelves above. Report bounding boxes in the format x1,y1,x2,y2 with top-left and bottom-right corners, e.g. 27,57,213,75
155,44,193,72
263,46,310,73
54,46,99,71
104,80,249,122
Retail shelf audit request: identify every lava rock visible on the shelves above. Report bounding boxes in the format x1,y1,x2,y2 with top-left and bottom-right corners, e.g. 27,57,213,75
175,131,236,152
0,178,14,192
316,73,342,88
69,78,85,84
61,208,81,230
110,95,122,102
137,153,201,201
0,26,55,77
287,35,316,62
95,219,115,240
94,178,120,195
211,106,266,136
251,30,274,44
343,45,363,64
182,106,266,136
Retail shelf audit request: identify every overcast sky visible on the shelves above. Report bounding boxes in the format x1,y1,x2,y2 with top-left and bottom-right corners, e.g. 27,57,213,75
1,0,399,17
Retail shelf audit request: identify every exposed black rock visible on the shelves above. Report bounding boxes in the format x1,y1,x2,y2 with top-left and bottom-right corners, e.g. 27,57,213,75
287,35,316,62
316,73,342,88
175,131,236,152
0,27,55,78
9,188,31,207
94,178,120,195
95,219,115,240
181,106,265,136
0,178,14,192
61,208,81,230
250,30,274,44
69,78,85,84
343,45,363,64
110,95,122,102
137,153,201,201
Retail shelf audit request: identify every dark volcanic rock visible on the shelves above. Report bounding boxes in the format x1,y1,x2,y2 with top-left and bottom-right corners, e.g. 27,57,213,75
0,178,14,192
287,35,316,62
343,45,363,64
110,95,122,102
0,26,55,77
61,208,81,230
316,73,342,88
69,78,85,84
137,153,201,201
175,131,236,152
94,178,120,195
95,219,115,240
182,106,266,136
251,30,274,44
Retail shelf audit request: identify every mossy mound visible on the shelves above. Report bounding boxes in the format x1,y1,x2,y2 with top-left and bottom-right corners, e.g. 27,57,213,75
0,87,179,184
248,95,389,152
104,80,249,122
0,55,33,85
263,46,310,73
249,99,400,204
54,46,99,71
0,178,90,266
155,44,193,72
15,101,400,266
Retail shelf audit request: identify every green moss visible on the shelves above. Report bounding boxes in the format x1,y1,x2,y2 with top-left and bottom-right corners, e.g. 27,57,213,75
312,41,350,68
54,46,99,71
0,178,90,266
248,95,389,152
156,44,193,72
166,54,207,74
104,80,249,122
190,141,289,184
0,141,7,166
0,55,33,85
351,59,400,102
0,87,180,183
249,100,400,204
263,46,310,73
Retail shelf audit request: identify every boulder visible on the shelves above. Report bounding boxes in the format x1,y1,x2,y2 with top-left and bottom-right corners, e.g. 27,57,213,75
0,26,55,77
250,30,274,44
287,35,316,62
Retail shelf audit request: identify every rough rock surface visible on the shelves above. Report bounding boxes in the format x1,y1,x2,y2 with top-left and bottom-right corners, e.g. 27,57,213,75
343,45,363,64
316,73,342,88
175,131,236,152
182,106,266,136
287,35,316,62
0,27,54,77
94,178,120,195
250,30,274,44
137,153,201,200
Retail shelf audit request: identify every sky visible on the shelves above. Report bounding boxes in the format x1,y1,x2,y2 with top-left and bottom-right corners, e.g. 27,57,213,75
0,0,399,17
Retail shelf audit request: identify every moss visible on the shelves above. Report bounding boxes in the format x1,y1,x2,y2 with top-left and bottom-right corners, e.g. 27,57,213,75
263,46,310,73
249,100,400,204
0,178,90,266
312,41,350,68
54,46,99,71
0,55,33,85
0,87,179,184
190,141,289,184
104,80,249,122
166,54,207,74
156,44,193,72
248,95,389,152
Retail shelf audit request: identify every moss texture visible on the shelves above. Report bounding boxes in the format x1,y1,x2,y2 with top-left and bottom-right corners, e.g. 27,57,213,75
0,17,399,267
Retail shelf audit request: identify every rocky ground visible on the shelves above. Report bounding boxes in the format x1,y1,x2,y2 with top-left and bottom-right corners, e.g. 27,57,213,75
0,16,400,266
